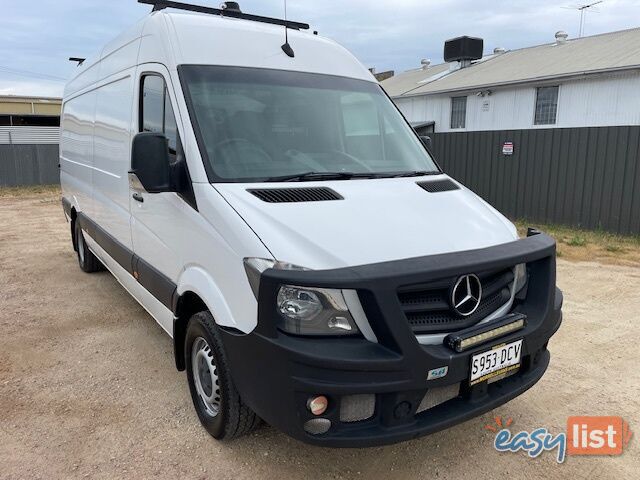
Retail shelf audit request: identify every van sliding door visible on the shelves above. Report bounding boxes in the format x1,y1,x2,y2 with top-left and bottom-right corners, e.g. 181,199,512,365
92,74,136,255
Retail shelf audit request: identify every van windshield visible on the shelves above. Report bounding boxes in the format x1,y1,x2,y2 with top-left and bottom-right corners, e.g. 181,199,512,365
179,66,439,182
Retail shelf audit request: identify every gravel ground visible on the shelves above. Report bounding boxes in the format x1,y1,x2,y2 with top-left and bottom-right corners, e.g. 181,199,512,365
0,191,638,479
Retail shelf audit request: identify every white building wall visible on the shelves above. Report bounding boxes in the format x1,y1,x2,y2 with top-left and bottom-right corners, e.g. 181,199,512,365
395,70,640,132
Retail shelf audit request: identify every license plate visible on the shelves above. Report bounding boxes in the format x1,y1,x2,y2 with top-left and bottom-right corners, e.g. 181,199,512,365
469,339,522,386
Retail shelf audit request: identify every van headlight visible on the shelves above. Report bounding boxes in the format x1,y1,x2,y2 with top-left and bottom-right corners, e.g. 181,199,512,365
243,257,309,299
514,263,527,293
276,286,359,336
243,258,360,336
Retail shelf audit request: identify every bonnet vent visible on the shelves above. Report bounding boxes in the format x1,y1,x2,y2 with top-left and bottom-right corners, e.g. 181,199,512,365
248,187,343,203
417,179,460,193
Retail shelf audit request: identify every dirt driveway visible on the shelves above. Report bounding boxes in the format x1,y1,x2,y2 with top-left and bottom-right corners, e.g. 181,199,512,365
1,190,638,479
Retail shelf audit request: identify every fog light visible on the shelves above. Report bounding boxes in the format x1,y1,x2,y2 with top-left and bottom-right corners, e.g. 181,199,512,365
307,395,328,416
303,418,331,435
445,313,526,352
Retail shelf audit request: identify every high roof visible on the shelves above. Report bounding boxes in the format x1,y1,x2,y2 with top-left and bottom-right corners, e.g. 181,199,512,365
163,11,372,80
382,27,640,98
65,9,375,97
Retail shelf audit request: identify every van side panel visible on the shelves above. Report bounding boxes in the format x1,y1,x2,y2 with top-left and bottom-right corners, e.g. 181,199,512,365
92,73,136,251
64,59,102,99
60,90,97,216
99,35,142,80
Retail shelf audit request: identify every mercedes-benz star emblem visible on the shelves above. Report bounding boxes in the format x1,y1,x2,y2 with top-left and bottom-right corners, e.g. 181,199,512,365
451,274,482,317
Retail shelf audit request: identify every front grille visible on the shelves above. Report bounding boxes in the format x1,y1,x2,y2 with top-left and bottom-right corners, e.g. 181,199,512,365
416,383,461,413
397,268,514,334
340,394,376,423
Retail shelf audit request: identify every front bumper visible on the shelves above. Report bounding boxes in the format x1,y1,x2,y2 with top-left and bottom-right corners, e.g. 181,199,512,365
221,233,562,447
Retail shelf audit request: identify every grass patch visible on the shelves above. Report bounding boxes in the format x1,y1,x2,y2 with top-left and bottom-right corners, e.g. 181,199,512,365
566,235,587,247
514,220,640,266
0,185,61,198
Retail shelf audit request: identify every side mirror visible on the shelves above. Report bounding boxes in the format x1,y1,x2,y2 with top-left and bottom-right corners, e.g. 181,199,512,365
420,135,433,151
130,132,171,193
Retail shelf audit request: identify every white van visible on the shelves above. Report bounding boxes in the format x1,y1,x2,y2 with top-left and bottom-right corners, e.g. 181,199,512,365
60,0,563,447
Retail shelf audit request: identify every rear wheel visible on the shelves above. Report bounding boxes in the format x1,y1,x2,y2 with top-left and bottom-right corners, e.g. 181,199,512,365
74,221,103,273
185,311,260,440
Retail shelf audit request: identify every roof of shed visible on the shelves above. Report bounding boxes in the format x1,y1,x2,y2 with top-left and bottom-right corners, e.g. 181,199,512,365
382,27,640,97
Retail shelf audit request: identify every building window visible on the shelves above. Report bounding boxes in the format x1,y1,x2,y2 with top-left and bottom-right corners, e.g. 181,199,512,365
450,96,467,129
12,115,60,127
534,86,559,125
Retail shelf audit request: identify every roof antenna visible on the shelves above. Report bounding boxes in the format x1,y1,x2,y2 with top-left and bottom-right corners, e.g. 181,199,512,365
281,0,295,57
562,1,603,37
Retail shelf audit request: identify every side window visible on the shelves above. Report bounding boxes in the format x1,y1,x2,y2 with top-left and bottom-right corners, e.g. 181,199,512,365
163,92,178,153
140,75,179,153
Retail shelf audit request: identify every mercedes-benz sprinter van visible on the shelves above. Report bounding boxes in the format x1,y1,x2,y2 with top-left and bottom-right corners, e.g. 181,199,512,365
60,0,563,447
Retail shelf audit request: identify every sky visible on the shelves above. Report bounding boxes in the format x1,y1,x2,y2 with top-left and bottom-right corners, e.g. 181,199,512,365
1,0,639,97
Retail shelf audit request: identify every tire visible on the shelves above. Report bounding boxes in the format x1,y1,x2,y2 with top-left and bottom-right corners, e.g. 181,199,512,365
185,311,260,440
74,220,103,273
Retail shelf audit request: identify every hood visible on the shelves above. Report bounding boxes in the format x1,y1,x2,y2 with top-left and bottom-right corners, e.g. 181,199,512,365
214,176,518,270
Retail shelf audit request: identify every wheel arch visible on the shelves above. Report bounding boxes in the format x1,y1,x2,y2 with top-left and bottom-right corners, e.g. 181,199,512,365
172,266,241,371
62,196,79,251
173,291,208,371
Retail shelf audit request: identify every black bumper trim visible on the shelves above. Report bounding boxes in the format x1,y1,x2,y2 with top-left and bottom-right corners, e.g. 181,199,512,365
312,349,551,447
261,233,555,289
221,233,561,447
220,308,560,447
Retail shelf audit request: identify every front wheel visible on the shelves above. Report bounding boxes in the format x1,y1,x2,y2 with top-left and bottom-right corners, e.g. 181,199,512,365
185,311,260,440
74,221,103,273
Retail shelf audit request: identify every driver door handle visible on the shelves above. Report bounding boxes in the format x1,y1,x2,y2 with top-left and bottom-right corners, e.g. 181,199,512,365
132,192,144,203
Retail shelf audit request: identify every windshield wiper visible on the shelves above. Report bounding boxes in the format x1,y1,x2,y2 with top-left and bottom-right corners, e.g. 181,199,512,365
265,171,369,182
381,170,442,178
264,170,442,182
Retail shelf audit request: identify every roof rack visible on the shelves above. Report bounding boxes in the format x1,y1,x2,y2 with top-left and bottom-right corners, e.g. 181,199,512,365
138,0,310,30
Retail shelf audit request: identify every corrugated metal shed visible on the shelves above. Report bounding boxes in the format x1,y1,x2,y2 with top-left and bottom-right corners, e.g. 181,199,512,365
383,27,640,98
0,127,60,145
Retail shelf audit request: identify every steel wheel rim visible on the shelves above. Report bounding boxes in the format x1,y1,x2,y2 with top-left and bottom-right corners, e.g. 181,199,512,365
191,337,220,417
